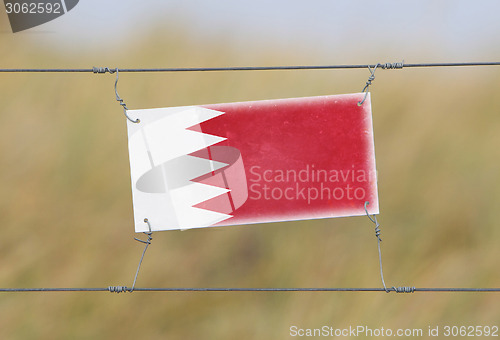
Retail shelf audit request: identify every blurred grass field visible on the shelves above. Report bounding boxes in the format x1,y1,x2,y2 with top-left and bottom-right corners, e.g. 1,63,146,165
1,16,500,340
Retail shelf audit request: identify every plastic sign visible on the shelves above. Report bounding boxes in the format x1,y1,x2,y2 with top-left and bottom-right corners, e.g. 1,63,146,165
126,93,379,232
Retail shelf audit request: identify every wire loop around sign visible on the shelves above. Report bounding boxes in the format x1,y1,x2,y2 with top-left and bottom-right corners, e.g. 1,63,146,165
364,201,389,292
357,61,404,106
129,218,153,292
364,202,415,294
107,219,153,293
358,64,378,106
114,68,140,123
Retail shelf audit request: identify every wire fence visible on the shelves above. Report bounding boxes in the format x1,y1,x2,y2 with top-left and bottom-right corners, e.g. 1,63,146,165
1,61,499,294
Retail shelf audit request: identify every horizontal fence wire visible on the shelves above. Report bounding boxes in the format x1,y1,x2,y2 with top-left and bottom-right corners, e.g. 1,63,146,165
0,62,499,73
1,287,500,293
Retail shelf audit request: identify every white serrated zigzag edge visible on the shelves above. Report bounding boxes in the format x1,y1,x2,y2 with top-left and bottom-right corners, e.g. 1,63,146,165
127,106,232,232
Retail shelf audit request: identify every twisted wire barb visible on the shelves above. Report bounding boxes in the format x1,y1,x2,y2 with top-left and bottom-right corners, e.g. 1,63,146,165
108,286,128,294
379,61,404,69
92,67,114,74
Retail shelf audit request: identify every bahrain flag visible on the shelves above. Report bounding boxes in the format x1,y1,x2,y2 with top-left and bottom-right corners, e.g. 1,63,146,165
126,93,378,232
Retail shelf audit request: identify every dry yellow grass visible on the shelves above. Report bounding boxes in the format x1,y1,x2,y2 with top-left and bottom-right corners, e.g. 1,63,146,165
0,17,499,340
